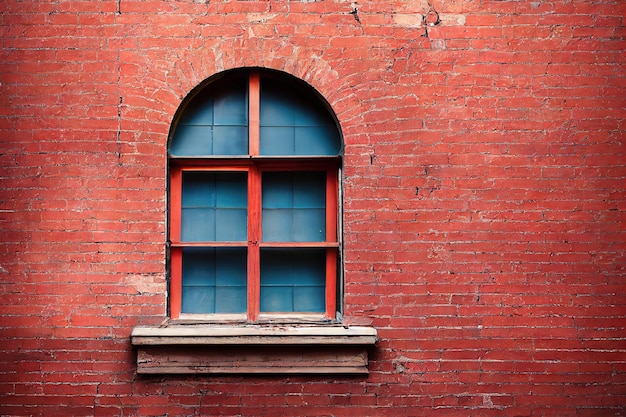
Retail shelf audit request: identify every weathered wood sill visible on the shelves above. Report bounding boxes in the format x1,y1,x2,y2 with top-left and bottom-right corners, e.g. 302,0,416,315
131,324,377,375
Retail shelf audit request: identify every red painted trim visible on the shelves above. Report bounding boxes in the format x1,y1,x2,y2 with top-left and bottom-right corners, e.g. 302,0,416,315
326,249,337,319
326,169,338,243
170,247,182,319
170,158,339,171
248,72,261,321
247,165,261,321
171,242,248,248
170,167,182,242
256,160,339,171
259,242,339,248
169,167,183,318
178,165,250,172
249,71,260,156
325,169,339,319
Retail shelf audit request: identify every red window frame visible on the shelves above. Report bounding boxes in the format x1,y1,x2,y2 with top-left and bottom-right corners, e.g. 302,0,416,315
168,72,341,321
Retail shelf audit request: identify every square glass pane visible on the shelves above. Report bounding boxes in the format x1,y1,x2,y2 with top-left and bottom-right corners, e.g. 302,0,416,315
182,247,247,314
259,127,295,155
262,209,292,242
215,174,248,208
182,247,217,286
292,208,325,241
260,89,295,126
181,172,247,242
182,172,216,207
260,286,292,312
215,248,248,286
215,286,247,313
213,85,247,126
212,126,248,155
215,209,247,241
260,248,326,313
294,286,325,312
182,286,215,314
293,172,325,208
181,208,215,242
262,173,293,208
262,172,326,242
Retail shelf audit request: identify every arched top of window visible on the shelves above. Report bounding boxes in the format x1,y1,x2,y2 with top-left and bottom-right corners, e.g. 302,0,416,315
169,68,342,157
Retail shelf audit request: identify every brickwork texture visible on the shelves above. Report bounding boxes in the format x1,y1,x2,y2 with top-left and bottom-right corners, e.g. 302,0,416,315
1,0,625,415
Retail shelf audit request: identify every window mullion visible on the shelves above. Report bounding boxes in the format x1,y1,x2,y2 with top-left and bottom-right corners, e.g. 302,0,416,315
247,71,261,320
247,165,261,321
249,71,260,156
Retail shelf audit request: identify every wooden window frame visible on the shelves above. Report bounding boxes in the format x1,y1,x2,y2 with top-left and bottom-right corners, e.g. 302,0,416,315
167,71,341,322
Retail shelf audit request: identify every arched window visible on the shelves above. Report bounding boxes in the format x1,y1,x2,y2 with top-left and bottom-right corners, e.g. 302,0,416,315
168,68,342,322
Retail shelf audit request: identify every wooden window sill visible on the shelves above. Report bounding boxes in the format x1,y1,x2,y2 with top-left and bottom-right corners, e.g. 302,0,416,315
131,324,377,375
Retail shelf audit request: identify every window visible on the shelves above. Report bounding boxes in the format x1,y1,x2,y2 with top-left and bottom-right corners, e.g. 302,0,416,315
132,68,377,375
168,69,342,322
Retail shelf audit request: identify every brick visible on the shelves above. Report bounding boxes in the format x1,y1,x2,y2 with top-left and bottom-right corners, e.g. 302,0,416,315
1,0,625,415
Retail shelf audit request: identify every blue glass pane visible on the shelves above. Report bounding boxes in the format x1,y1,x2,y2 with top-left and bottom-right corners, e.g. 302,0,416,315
295,105,329,126
181,172,247,242
260,248,326,313
182,247,247,314
182,247,216,286
213,86,247,126
262,172,326,242
262,174,293,208
181,208,215,242
170,75,248,156
262,209,291,242
178,97,214,125
292,209,325,241
182,172,216,207
215,174,247,208
215,248,247,286
259,127,295,156
215,209,247,241
294,286,325,312
260,89,295,125
263,209,324,242
216,287,247,313
260,286,292,312
182,286,215,314
169,125,213,156
295,125,341,155
293,172,325,208
259,77,340,156
212,126,248,155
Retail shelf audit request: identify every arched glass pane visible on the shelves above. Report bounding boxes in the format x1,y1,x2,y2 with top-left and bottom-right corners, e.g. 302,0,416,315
260,77,341,156
169,76,248,156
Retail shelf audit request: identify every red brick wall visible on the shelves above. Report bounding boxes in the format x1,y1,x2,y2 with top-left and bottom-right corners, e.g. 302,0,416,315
1,0,625,415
